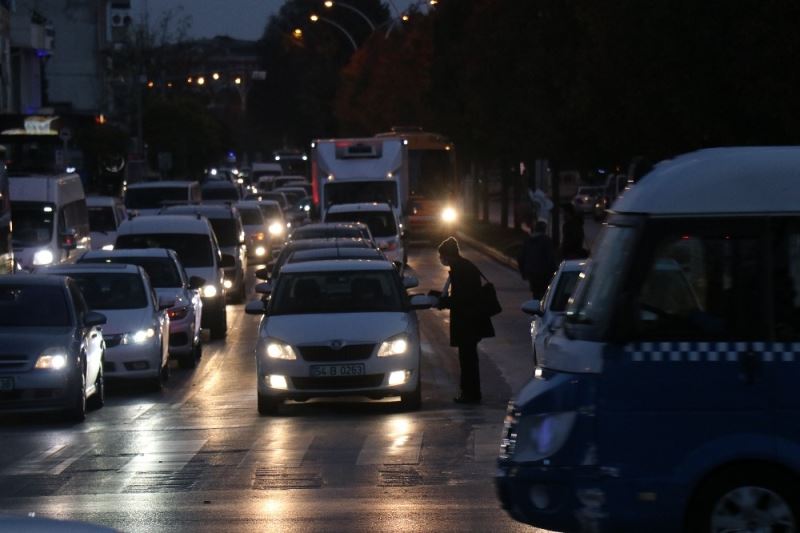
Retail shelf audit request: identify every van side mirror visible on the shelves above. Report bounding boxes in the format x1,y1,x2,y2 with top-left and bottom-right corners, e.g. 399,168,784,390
220,253,236,268
60,229,78,250
245,300,267,315
255,267,270,280
188,276,205,290
403,275,419,289
255,282,272,295
521,300,543,316
84,311,107,327
409,294,434,310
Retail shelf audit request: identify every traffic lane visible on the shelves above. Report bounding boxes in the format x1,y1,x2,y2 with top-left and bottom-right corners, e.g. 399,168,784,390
0,252,547,533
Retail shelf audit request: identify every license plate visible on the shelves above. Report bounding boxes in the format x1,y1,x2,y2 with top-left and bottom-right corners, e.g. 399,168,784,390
0,377,13,391
309,364,365,377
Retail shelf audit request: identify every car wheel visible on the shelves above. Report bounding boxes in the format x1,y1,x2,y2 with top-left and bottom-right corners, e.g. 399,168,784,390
66,369,87,422
210,307,227,340
257,393,281,416
194,340,203,361
87,362,104,410
687,465,800,533
400,377,421,411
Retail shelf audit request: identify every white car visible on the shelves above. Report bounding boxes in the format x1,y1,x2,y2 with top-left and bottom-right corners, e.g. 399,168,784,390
324,203,406,264
246,259,432,414
521,260,585,367
38,264,172,389
86,196,126,251
235,200,270,260
78,249,204,368
115,215,232,339
123,180,201,217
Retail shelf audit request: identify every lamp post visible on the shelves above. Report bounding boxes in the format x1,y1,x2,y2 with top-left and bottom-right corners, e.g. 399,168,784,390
309,14,358,52
323,1,375,31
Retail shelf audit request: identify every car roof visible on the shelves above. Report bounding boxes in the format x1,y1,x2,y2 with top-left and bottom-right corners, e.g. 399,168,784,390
127,180,197,189
326,202,393,213
613,146,800,216
86,196,120,207
235,201,263,210
81,249,174,260
0,274,67,287
255,199,281,207
118,215,213,234
283,238,372,251
162,204,237,218
293,222,367,231
39,263,142,275
290,248,384,261
281,259,394,274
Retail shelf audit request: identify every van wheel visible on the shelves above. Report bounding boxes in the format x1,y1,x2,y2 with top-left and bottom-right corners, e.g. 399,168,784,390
87,363,104,410
257,393,281,416
687,465,800,533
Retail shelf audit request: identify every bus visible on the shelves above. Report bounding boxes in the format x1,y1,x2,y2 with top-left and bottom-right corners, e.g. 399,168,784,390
375,128,457,240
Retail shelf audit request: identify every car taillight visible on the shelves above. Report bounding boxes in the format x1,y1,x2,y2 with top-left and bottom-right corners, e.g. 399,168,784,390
382,240,398,251
168,306,189,320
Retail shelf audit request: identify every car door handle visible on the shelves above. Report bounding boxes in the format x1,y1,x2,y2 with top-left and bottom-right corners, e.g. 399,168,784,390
738,351,761,385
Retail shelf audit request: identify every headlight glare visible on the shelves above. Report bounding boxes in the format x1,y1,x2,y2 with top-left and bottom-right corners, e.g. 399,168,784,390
268,222,284,236
35,353,68,370
441,206,457,223
265,340,297,360
101,244,115,251
33,249,54,266
377,335,409,357
124,328,156,345
255,246,266,257
202,284,218,298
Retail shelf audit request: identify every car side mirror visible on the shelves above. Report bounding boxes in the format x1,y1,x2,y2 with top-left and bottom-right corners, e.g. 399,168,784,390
60,229,78,250
245,300,267,315
403,275,419,289
521,299,543,316
188,276,206,290
84,311,107,327
158,296,176,311
255,282,272,295
255,267,270,280
410,294,435,310
220,253,236,268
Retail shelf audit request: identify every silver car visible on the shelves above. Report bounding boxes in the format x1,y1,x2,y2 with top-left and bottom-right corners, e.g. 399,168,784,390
0,275,106,421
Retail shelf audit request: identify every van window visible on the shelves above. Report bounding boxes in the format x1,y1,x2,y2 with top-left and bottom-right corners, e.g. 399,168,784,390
772,219,800,341
632,226,763,340
11,202,55,246
88,206,117,232
62,199,89,236
125,187,189,209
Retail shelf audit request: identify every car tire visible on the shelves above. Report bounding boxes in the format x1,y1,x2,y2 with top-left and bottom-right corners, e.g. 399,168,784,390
178,348,197,369
686,465,800,533
257,393,281,416
236,281,246,304
210,306,228,340
66,369,87,422
400,378,421,411
87,362,104,410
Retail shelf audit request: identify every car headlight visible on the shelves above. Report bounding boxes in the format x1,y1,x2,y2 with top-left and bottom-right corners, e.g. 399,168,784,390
255,246,266,257
268,222,284,236
441,206,457,223
122,328,156,345
377,335,409,357
510,411,577,462
35,351,68,370
33,249,54,266
265,339,297,360
202,284,218,298
223,279,233,290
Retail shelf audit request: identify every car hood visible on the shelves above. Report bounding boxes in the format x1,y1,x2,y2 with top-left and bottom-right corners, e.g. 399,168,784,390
0,327,75,359
265,312,411,346
96,308,155,336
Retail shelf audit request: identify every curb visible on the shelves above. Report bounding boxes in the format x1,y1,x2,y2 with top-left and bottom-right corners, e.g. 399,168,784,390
455,230,518,272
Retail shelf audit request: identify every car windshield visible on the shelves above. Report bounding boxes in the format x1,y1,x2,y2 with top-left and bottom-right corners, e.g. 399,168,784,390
88,206,117,232
271,271,403,315
11,202,54,246
261,194,288,208
116,233,214,268
325,211,397,238
125,187,190,209
549,271,581,312
239,207,263,226
0,285,71,327
258,204,282,219
202,186,240,201
66,272,148,310
80,257,181,288
291,227,362,240
209,219,239,247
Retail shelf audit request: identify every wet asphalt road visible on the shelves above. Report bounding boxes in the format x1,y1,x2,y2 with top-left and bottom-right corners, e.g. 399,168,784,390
0,246,547,532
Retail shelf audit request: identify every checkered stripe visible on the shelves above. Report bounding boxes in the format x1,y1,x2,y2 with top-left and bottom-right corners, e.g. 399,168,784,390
624,342,800,363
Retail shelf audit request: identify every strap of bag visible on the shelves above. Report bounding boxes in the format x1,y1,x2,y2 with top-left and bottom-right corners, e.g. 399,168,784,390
475,267,491,285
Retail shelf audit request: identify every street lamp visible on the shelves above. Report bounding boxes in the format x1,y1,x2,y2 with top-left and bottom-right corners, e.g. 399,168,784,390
323,1,376,31
197,76,206,86
212,72,220,81
293,28,303,38
309,13,358,51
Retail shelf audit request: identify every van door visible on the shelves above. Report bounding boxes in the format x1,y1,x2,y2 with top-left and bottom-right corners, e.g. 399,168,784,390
598,218,773,490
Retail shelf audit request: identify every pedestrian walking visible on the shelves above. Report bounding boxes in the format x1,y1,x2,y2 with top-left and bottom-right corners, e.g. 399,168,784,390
517,220,557,299
561,204,587,259
435,237,495,404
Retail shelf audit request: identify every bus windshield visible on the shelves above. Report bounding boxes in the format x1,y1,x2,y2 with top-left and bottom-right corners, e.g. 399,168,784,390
408,149,453,197
324,181,398,207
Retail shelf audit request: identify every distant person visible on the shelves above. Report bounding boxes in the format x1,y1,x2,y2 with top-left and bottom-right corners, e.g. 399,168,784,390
435,237,495,404
561,204,587,259
518,221,557,299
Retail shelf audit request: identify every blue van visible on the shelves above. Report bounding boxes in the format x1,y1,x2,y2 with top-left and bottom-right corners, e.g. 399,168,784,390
496,147,800,532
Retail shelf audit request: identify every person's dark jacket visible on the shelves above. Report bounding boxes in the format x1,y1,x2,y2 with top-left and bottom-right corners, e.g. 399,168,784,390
439,255,495,346
518,233,557,285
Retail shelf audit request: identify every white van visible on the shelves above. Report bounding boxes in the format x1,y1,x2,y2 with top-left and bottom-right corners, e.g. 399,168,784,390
324,202,406,264
10,174,90,270
86,196,126,250
124,181,201,217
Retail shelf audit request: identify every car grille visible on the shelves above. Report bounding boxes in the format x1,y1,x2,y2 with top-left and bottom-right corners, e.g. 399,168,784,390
291,374,384,391
0,355,29,371
298,344,374,362
103,334,124,348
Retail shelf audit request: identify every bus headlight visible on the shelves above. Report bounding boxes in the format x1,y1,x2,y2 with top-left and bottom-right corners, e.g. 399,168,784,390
33,249,54,266
441,207,458,223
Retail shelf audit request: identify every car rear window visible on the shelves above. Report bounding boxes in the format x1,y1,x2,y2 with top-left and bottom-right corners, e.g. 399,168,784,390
116,233,214,268
66,273,149,310
0,285,71,327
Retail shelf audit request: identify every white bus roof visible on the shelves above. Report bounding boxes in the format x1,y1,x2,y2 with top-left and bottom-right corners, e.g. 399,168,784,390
613,147,800,216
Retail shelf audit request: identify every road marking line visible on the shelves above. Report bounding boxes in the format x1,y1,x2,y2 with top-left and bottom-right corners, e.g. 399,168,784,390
356,433,423,466
49,449,90,475
472,425,502,461
119,439,207,473
3,443,68,475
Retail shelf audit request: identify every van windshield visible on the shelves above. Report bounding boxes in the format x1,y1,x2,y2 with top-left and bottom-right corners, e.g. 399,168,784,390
88,206,117,232
11,202,54,246
125,187,190,209
116,233,214,268
326,211,397,238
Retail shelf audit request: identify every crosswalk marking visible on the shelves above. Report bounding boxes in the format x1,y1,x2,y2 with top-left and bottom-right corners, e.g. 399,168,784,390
471,424,502,461
3,443,72,475
119,439,207,473
238,431,313,468
356,433,423,465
